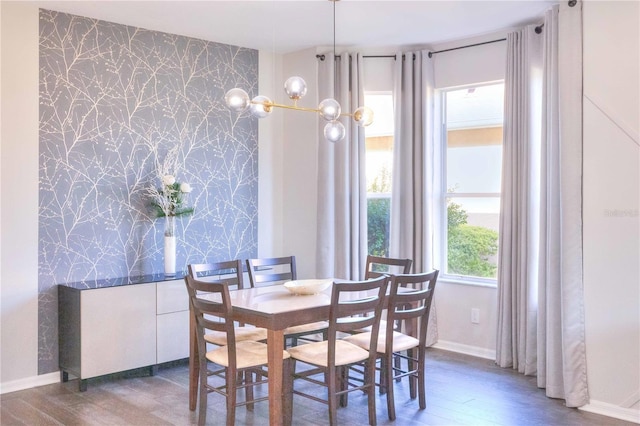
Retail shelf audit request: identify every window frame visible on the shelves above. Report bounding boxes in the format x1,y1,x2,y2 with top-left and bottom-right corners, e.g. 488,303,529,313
437,81,504,287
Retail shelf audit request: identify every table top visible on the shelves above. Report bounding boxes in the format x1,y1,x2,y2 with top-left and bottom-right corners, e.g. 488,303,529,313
198,279,382,331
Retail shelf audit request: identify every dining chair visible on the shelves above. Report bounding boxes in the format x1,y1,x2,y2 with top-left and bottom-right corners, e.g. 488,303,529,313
343,270,439,421
364,254,413,279
361,255,413,382
283,275,389,426
188,261,267,345
185,274,291,426
246,256,328,346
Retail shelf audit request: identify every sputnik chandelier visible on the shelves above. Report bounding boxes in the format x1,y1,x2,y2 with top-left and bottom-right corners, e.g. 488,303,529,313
224,0,373,143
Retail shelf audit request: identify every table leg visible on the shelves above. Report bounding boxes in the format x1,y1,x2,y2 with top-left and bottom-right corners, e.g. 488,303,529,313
189,309,198,411
267,329,285,426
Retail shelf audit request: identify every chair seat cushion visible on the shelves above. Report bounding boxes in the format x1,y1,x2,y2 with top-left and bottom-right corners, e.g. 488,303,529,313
206,340,290,369
287,340,369,367
285,321,329,336
204,326,268,346
343,330,419,354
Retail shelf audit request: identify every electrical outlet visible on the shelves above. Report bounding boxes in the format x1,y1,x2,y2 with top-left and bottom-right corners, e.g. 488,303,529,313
471,308,480,324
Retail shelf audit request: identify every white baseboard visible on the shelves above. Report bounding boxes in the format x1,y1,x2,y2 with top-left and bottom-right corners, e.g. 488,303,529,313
0,371,60,395
431,340,496,360
580,400,640,424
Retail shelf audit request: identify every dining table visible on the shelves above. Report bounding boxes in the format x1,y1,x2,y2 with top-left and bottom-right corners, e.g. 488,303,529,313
188,279,338,426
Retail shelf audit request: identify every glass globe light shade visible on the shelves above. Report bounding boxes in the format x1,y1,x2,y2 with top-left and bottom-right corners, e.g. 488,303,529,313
324,120,346,143
284,76,308,100
318,98,341,121
353,106,374,127
225,88,250,112
249,96,273,118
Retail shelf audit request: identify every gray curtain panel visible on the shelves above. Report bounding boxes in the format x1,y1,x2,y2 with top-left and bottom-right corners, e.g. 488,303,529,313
316,53,367,280
390,51,438,346
496,1,588,407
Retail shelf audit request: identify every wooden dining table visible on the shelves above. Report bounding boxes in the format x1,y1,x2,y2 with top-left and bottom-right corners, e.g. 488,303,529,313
188,280,337,426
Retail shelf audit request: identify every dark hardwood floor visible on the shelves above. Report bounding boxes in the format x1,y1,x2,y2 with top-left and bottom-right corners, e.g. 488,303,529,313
1,348,632,425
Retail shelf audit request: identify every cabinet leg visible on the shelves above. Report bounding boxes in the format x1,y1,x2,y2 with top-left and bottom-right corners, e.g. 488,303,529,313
150,365,159,376
79,379,87,392
60,370,69,382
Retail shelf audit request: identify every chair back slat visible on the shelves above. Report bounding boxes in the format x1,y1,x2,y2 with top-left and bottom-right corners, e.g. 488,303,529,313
385,270,439,343
327,276,388,365
184,274,236,336
246,256,297,288
188,260,245,290
364,255,412,279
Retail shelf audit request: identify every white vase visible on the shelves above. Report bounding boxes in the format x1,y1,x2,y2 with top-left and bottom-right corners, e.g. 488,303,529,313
164,215,176,276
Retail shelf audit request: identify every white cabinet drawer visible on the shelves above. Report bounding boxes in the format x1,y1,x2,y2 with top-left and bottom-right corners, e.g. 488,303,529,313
157,310,190,363
80,283,157,379
157,279,189,314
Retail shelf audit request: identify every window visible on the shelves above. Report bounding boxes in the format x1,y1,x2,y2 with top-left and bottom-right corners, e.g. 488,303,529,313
441,83,504,283
365,93,394,257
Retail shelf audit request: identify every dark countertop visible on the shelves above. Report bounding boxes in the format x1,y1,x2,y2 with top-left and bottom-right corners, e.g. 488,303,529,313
58,272,186,290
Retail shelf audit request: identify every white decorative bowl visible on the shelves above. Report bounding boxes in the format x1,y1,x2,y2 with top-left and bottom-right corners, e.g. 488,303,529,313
283,279,332,295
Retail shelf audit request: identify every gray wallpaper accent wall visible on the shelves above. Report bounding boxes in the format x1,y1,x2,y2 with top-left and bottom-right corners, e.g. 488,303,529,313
38,9,258,373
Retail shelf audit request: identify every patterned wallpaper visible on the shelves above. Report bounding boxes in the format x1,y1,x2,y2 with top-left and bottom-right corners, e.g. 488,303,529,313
38,9,258,373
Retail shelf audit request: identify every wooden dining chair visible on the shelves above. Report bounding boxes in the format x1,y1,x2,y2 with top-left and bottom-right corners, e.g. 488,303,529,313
283,275,389,426
185,274,290,426
246,256,328,346
188,261,267,345
361,255,413,381
246,255,297,287
344,270,439,421
364,254,413,279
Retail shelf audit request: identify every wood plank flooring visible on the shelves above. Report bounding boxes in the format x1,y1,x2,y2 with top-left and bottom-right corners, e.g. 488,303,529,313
1,348,633,425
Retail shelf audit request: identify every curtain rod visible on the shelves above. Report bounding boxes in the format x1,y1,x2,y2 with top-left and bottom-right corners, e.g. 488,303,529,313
316,53,416,61
315,54,414,60
427,38,506,58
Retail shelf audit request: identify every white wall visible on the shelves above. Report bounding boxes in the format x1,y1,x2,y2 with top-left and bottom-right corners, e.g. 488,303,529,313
581,0,640,421
1,1,40,387
280,48,320,279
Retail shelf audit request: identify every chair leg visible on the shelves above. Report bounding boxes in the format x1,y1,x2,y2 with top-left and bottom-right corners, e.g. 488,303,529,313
328,367,338,426
408,348,417,399
385,352,396,421
244,370,254,411
339,366,349,407
379,357,387,395
366,359,377,426
418,349,426,410
198,360,208,426
394,352,402,383
227,367,237,426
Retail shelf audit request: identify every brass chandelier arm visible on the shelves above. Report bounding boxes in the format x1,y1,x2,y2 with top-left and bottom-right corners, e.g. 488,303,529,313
254,100,320,114
252,99,355,118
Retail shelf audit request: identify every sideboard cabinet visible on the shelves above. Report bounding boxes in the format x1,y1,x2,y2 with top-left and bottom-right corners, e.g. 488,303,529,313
58,277,189,391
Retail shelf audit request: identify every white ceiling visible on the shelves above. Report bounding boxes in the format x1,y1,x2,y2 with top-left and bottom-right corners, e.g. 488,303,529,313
31,1,558,54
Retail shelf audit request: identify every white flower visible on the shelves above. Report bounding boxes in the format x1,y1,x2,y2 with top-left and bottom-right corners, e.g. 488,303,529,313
180,182,192,193
162,175,176,186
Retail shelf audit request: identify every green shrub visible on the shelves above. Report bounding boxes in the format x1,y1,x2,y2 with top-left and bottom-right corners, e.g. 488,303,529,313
367,198,390,257
447,201,498,278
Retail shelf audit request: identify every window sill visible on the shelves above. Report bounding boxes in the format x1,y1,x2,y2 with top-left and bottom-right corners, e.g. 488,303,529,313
439,275,497,289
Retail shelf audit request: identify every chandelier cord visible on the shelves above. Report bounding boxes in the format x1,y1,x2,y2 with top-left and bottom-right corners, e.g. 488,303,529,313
333,0,337,101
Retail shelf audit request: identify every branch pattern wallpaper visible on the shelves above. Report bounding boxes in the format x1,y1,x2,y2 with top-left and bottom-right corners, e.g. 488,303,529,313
38,9,258,373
